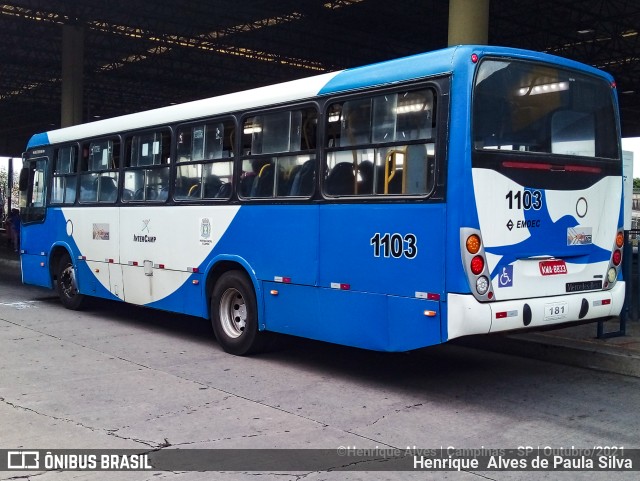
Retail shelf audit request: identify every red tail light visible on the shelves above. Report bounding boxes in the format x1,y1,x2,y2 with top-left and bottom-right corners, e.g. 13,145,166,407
471,255,484,275
612,249,622,266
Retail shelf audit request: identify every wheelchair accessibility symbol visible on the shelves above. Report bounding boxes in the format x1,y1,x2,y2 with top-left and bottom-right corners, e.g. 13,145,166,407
498,265,513,288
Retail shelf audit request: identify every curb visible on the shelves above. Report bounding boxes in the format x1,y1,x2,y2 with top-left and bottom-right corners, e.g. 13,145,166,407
454,332,640,378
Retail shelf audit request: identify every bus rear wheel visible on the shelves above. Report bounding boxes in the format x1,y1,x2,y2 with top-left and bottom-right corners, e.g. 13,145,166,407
211,270,264,356
56,253,85,310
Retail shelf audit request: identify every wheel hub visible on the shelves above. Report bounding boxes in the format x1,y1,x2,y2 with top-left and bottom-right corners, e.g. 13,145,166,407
219,288,247,339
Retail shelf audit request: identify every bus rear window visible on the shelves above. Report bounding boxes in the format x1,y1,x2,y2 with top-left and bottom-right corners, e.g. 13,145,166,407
473,59,619,160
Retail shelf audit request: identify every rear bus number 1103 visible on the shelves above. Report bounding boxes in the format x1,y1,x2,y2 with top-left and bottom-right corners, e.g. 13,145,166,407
371,233,418,259
505,189,542,210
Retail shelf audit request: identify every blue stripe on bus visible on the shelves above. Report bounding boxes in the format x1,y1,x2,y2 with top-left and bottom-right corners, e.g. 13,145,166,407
484,189,612,279
147,202,446,350
27,132,50,149
317,48,457,95
318,45,616,99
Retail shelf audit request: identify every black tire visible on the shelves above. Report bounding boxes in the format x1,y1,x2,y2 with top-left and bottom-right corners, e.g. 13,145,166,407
211,270,264,356
56,253,86,310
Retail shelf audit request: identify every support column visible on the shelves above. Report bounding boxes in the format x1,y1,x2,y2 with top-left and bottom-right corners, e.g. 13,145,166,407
7,157,13,215
61,25,85,127
448,0,490,46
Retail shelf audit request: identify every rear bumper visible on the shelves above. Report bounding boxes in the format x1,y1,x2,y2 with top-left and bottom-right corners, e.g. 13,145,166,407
446,281,625,340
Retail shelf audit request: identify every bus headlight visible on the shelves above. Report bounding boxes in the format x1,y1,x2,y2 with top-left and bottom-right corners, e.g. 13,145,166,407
607,267,617,285
476,276,489,295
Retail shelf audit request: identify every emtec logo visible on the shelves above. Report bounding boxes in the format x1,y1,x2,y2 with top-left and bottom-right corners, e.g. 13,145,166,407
8,451,39,469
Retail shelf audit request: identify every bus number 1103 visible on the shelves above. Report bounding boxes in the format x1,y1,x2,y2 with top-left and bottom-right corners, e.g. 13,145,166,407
505,189,543,210
371,233,418,259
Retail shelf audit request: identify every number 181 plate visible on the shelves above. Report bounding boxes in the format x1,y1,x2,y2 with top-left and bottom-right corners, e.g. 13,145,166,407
544,301,569,321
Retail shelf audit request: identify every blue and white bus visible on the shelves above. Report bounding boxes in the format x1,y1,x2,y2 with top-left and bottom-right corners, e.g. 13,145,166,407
19,45,624,355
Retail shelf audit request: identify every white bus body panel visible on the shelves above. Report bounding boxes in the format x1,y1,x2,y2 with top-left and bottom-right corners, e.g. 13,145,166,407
447,281,624,340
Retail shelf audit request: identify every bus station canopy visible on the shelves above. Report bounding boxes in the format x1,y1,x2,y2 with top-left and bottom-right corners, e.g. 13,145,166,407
0,0,639,155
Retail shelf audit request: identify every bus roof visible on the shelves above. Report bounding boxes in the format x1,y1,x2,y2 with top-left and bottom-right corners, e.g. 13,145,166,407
27,45,614,150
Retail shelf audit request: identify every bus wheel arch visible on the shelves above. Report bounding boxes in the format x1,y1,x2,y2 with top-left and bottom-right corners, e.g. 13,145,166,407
55,250,86,310
205,259,262,316
207,263,265,356
49,245,70,285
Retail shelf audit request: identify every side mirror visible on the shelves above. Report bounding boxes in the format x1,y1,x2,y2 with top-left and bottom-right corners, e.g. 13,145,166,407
18,167,29,192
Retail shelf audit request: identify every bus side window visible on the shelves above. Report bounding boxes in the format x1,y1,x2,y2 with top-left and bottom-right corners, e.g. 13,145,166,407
89,139,119,170
51,145,78,205
324,88,436,197
174,119,234,201
325,161,355,195
242,107,317,199
404,144,432,194
341,99,372,146
80,173,97,202
123,130,170,203
136,133,162,166
80,138,120,203
97,175,118,202
326,104,342,147
249,159,275,198
288,159,315,196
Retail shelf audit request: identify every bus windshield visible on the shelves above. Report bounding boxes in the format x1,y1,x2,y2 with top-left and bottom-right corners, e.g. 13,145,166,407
473,59,619,160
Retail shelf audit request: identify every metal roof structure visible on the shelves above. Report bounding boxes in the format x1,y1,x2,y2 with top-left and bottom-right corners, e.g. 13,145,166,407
1,0,639,155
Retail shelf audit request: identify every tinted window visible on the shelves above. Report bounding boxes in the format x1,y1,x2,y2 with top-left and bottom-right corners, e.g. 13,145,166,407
473,59,619,159
324,88,436,197
241,108,317,198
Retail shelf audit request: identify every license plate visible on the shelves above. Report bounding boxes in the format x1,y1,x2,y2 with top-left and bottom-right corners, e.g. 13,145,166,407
539,259,567,276
544,301,568,321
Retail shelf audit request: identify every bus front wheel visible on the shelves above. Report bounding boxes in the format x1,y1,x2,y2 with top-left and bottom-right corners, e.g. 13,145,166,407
56,253,85,310
211,270,264,356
